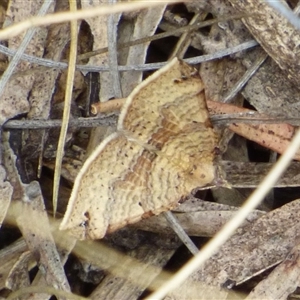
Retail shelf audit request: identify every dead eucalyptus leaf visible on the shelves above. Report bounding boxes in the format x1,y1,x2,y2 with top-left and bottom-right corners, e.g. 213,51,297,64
246,241,300,300
228,0,300,86
208,100,299,160
16,181,70,293
194,199,300,287
0,0,53,125
119,5,166,96
132,197,265,237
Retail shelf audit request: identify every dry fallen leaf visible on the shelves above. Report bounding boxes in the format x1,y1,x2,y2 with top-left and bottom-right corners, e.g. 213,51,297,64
119,5,166,96
0,0,53,125
208,100,300,160
16,182,70,295
246,241,300,300
228,0,300,86
133,196,265,237
194,199,300,288
60,58,219,239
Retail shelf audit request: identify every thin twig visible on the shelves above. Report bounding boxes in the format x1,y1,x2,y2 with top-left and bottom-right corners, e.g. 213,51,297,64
0,40,258,73
2,116,117,130
186,40,259,65
164,211,199,255
0,13,248,68
5,109,300,131
3,114,300,130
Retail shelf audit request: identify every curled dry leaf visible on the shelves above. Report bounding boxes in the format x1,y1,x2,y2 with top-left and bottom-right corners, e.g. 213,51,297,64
81,0,113,101
119,5,166,96
81,0,117,161
60,58,220,240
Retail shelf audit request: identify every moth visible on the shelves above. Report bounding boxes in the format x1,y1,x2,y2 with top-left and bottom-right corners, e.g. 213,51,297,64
60,58,219,239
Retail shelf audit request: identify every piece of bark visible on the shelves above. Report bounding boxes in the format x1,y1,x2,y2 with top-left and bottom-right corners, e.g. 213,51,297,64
82,0,117,158
81,0,113,101
118,6,166,96
242,54,300,118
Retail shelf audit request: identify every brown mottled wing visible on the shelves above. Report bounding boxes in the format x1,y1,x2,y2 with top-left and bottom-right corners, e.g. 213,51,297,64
107,149,183,233
60,58,218,240
119,57,217,196
118,58,211,145
108,126,217,234
59,132,195,239
59,133,146,239
108,58,218,233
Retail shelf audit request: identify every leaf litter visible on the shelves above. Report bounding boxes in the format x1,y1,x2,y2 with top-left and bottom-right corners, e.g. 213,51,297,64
1,1,300,299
